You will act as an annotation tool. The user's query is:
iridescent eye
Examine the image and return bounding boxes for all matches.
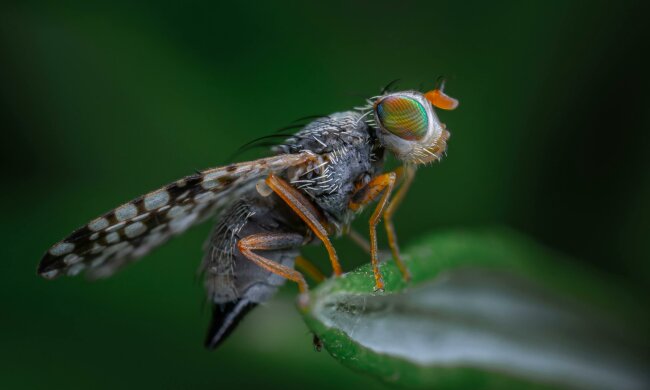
[375,96,429,140]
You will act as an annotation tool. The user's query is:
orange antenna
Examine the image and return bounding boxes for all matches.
[424,79,459,110]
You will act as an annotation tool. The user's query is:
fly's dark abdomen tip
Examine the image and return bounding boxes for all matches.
[204,299,258,350]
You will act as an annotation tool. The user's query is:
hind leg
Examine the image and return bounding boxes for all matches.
[237,232,311,307]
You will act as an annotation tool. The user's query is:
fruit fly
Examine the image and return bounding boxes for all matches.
[38,82,458,349]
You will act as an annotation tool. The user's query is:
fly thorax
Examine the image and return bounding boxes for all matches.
[276,111,382,225]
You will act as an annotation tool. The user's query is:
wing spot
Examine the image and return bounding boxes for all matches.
[202,179,219,190]
[90,232,100,240]
[169,213,198,233]
[167,205,190,219]
[115,203,138,221]
[89,217,109,232]
[204,171,226,182]
[67,263,85,276]
[105,242,129,256]
[106,231,120,244]
[91,257,106,268]
[132,233,165,257]
[91,243,105,254]
[41,269,59,279]
[144,190,170,210]
[116,244,134,258]
[125,222,147,238]
[49,242,75,256]
[202,171,228,189]
[63,253,83,265]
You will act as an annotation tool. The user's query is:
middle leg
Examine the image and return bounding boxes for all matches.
[351,167,415,281]
[294,255,326,283]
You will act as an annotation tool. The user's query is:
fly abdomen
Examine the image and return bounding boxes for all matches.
[202,194,306,349]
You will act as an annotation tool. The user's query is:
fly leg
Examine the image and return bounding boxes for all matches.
[347,228,391,262]
[295,255,326,283]
[237,232,311,308]
[349,172,397,291]
[349,167,415,289]
[347,228,371,254]
[383,165,416,282]
[265,174,343,277]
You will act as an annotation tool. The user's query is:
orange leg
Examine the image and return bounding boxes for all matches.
[266,174,343,276]
[237,232,310,308]
[347,228,371,254]
[383,165,416,282]
[347,228,393,262]
[349,172,397,291]
[295,255,326,283]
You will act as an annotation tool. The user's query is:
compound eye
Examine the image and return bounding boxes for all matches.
[375,96,429,140]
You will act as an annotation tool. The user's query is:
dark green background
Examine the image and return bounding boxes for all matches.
[1,1,648,389]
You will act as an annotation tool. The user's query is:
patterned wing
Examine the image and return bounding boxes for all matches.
[38,152,314,280]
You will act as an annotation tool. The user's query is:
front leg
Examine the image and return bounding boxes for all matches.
[349,172,397,291]
[383,165,416,281]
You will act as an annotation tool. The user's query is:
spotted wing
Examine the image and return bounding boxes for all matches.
[38,152,314,280]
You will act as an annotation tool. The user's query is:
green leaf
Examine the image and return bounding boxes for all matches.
[301,228,649,389]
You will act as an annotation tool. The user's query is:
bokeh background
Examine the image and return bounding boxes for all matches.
[1,1,648,389]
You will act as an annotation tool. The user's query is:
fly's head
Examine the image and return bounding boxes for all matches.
[369,85,458,165]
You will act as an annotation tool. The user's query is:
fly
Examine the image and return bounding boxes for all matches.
[37,81,459,349]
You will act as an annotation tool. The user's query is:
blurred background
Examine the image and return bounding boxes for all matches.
[1,1,648,389]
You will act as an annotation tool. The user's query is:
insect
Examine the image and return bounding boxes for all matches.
[38,81,458,349]
[313,333,323,352]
